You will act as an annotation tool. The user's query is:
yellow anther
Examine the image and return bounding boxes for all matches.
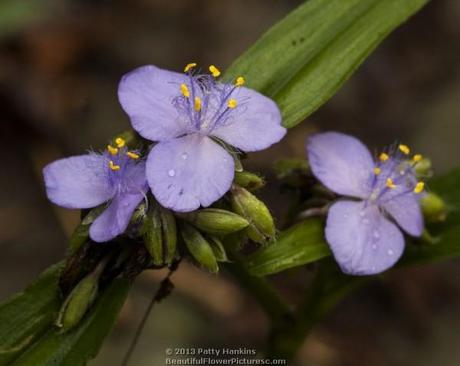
[379,153,389,162]
[227,98,237,109]
[414,181,425,194]
[184,63,197,73]
[413,154,422,163]
[126,151,140,159]
[109,160,120,171]
[115,137,125,148]
[209,65,221,78]
[386,178,396,189]
[235,76,245,87]
[180,83,190,98]
[373,167,381,175]
[107,145,118,155]
[399,144,410,155]
[194,97,202,111]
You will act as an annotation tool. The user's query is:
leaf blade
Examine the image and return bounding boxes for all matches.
[11,279,131,366]
[0,263,63,365]
[224,0,428,128]
[243,219,330,276]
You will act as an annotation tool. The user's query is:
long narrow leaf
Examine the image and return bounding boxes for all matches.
[0,263,62,365]
[11,279,131,366]
[225,0,428,128]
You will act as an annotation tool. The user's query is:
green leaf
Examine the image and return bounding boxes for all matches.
[11,279,131,366]
[0,263,63,365]
[224,0,428,128]
[243,219,330,276]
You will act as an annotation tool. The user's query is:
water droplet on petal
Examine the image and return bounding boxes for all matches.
[373,230,380,239]
[181,153,188,160]
[362,218,370,225]
[360,210,366,217]
[168,169,176,177]
[372,244,378,250]
[387,249,394,256]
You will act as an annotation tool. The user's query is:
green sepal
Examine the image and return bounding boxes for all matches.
[180,222,219,273]
[56,273,99,332]
[234,171,265,191]
[230,185,276,244]
[142,204,164,266]
[180,208,249,236]
[159,206,178,265]
[207,236,229,262]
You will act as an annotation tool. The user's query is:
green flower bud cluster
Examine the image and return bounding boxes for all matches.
[56,166,278,330]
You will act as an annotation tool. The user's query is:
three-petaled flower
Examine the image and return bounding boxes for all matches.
[307,132,425,275]
[118,63,286,212]
[43,137,147,242]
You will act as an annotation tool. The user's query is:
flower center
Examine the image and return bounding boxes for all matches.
[368,144,425,204]
[173,62,246,133]
[105,137,142,193]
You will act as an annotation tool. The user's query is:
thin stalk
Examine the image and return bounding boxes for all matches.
[121,263,178,366]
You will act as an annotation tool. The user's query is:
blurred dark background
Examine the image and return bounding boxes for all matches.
[1,1,459,365]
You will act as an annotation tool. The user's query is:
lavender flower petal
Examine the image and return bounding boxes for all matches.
[89,192,145,242]
[325,200,405,275]
[381,194,424,236]
[43,154,113,209]
[118,65,191,141]
[146,134,234,212]
[307,132,374,198]
[211,87,286,152]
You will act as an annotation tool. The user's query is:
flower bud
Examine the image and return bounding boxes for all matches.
[180,222,219,273]
[159,206,177,265]
[142,205,164,266]
[180,208,249,236]
[207,236,229,262]
[56,272,99,332]
[414,157,432,178]
[130,201,147,225]
[234,171,265,191]
[230,185,276,244]
[420,192,447,223]
[274,158,310,179]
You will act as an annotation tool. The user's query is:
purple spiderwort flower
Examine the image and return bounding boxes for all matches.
[306,132,425,275]
[118,63,286,212]
[43,138,148,242]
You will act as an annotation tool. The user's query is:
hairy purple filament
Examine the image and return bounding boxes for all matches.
[173,70,246,134]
